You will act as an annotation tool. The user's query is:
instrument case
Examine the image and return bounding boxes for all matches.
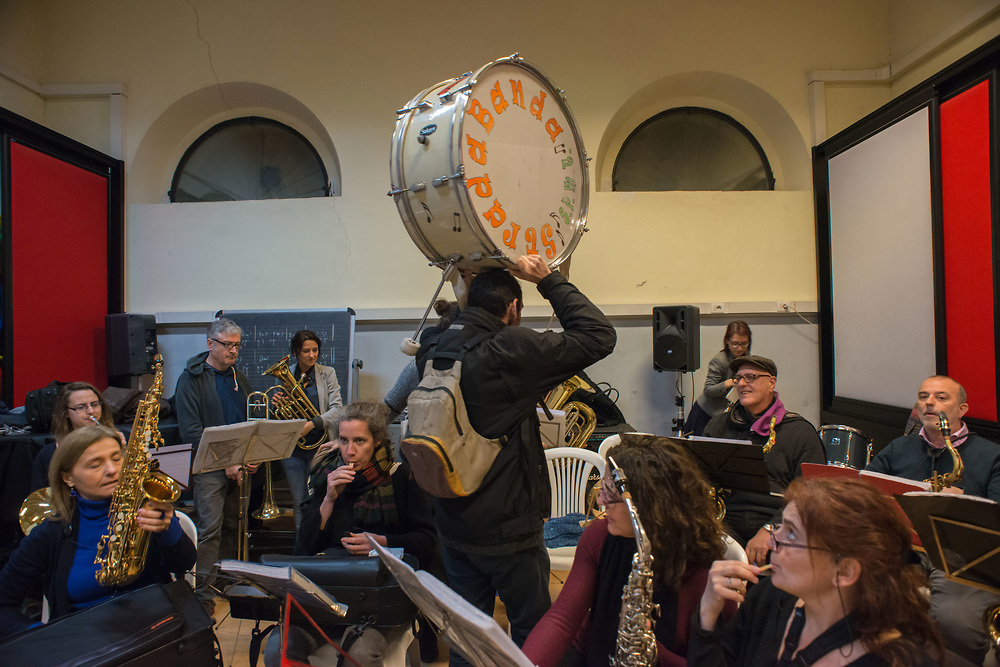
[0,579,217,666]
[257,551,418,628]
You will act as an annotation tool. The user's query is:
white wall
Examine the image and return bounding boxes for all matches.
[0,0,997,417]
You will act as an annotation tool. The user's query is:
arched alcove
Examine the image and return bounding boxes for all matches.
[595,72,810,191]
[129,82,341,203]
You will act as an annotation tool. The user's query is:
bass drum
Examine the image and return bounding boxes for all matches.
[818,425,873,470]
[390,54,589,270]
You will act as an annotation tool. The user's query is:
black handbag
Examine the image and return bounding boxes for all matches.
[24,381,69,432]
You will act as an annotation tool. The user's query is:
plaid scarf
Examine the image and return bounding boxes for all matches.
[308,440,399,528]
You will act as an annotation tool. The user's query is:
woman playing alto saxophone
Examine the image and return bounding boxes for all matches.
[0,425,195,639]
[523,436,736,666]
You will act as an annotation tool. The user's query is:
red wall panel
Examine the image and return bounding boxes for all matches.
[939,80,995,420]
[10,142,108,403]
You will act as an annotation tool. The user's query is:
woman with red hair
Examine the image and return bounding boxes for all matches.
[690,477,942,666]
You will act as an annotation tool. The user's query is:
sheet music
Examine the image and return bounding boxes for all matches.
[369,539,535,667]
[192,419,304,474]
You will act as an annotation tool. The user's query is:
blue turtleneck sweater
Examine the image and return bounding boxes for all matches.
[67,496,183,610]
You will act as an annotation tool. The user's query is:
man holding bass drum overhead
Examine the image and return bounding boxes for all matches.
[271,329,343,528]
[416,255,616,663]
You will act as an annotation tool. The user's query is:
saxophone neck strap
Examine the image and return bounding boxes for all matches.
[776,606,856,667]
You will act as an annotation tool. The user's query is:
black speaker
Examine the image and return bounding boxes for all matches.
[106,313,158,376]
[652,306,700,372]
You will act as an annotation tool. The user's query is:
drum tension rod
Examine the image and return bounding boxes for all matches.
[396,101,433,115]
[433,168,464,187]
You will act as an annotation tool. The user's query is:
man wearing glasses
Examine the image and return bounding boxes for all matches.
[867,375,1000,666]
[702,355,825,567]
[175,317,254,616]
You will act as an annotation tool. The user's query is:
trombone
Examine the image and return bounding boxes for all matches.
[237,392,291,561]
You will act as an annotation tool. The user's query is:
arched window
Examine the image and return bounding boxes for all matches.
[170,116,330,202]
[613,108,774,191]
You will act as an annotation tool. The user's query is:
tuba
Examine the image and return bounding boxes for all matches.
[19,487,53,535]
[926,411,964,492]
[262,355,327,449]
[607,456,659,667]
[95,355,181,586]
[546,375,598,448]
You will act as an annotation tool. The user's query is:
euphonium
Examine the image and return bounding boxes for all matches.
[546,375,598,448]
[926,411,964,492]
[608,456,659,667]
[95,355,181,586]
[263,355,327,449]
[19,487,53,535]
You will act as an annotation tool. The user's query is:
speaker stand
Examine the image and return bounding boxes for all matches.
[672,381,686,436]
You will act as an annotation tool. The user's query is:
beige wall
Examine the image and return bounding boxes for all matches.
[1,0,998,429]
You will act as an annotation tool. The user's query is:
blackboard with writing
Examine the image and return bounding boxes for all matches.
[219,309,355,401]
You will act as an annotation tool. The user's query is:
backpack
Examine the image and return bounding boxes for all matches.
[402,333,502,498]
[24,380,69,432]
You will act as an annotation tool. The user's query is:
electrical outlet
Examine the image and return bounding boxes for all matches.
[711,302,726,313]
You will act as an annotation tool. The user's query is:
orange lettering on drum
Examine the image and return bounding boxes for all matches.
[484,199,507,228]
[467,99,494,133]
[490,81,509,114]
[509,79,525,109]
[524,228,539,255]
[503,222,521,250]
[530,90,546,121]
[541,224,556,259]
[545,118,564,143]
[466,135,488,166]
[467,174,492,198]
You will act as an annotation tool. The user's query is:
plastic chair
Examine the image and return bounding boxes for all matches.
[176,511,198,586]
[544,447,605,570]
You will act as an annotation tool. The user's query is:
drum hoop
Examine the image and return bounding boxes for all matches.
[818,424,871,441]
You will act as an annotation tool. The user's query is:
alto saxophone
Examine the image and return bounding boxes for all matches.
[926,411,964,493]
[95,355,181,586]
[608,456,659,667]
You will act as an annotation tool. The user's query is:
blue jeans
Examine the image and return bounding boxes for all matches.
[440,544,550,666]
[281,455,309,530]
[192,469,242,607]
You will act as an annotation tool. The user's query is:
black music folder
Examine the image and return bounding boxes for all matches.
[896,492,1000,594]
[625,433,770,495]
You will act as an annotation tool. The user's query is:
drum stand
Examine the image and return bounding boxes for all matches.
[400,258,459,356]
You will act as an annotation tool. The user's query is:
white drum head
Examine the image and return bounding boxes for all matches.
[390,55,589,270]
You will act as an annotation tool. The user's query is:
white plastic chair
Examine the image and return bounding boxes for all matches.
[544,447,605,570]
[176,511,198,586]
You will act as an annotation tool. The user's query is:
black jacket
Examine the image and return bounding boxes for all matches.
[416,271,616,554]
[174,351,251,451]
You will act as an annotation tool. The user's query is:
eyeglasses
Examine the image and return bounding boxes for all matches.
[597,480,623,506]
[767,523,834,554]
[733,372,771,384]
[211,338,242,351]
[68,401,102,413]
[728,341,750,349]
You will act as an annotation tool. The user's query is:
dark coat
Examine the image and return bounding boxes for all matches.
[416,271,616,554]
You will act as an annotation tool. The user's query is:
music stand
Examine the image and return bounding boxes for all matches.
[192,419,303,560]
[896,492,1000,595]
[367,538,534,667]
[633,433,770,496]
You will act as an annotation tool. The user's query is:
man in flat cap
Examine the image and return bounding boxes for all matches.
[702,354,825,566]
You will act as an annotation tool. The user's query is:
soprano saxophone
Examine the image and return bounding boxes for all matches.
[608,456,659,667]
[95,355,181,586]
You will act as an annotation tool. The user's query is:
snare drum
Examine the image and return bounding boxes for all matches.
[389,54,589,270]
[818,425,873,469]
